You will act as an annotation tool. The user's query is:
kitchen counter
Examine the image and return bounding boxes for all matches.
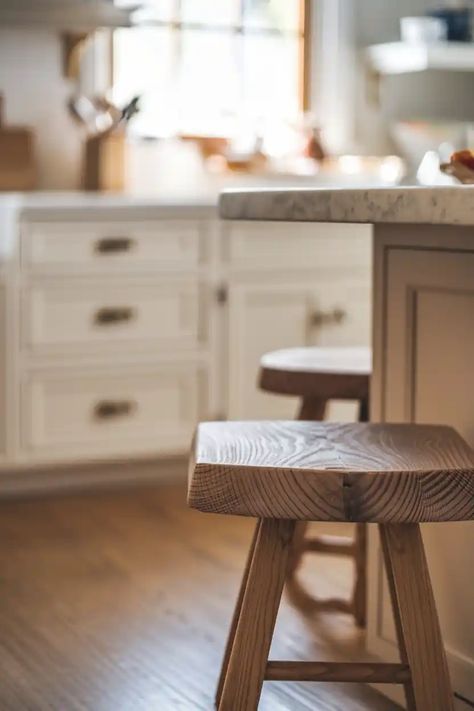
[0,192,217,225]
[219,183,474,710]
[220,185,474,226]
[0,191,217,209]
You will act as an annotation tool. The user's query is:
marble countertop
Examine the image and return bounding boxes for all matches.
[219,185,474,226]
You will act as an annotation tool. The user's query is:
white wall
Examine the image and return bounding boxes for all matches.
[360,0,474,122]
[348,0,474,153]
[2,7,474,187]
[0,28,82,189]
[354,0,435,46]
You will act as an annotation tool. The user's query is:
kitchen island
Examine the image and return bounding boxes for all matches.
[220,185,474,710]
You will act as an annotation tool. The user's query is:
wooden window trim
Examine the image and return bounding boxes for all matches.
[300,0,312,111]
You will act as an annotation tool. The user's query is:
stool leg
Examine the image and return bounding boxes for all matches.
[358,396,369,423]
[297,396,327,421]
[219,518,296,711]
[353,395,369,626]
[379,524,454,711]
[215,520,261,708]
[379,524,417,711]
[351,522,367,628]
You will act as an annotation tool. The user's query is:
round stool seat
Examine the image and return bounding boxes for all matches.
[259,346,371,401]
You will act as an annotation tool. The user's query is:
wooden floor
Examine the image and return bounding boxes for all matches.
[0,480,403,711]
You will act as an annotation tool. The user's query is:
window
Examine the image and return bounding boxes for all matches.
[113,0,308,138]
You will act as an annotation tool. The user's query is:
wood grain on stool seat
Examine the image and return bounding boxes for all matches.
[259,346,371,400]
[188,421,474,522]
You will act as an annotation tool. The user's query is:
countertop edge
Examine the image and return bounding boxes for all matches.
[218,186,474,226]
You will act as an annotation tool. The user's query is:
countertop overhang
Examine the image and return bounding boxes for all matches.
[219,185,474,226]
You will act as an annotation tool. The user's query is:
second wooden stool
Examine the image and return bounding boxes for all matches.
[259,345,371,626]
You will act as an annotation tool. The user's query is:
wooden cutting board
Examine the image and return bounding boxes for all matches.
[0,126,37,191]
[0,94,37,191]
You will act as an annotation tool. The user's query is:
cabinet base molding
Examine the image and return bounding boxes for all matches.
[0,456,187,498]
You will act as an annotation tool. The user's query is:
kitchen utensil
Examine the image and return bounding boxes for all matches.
[83,132,126,191]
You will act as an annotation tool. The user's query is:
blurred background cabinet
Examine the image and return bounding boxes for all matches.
[225,221,372,419]
[0,201,372,490]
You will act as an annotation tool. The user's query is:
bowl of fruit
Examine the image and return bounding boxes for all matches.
[440,150,474,184]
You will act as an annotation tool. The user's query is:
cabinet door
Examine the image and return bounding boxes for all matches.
[227,277,370,419]
[369,247,474,707]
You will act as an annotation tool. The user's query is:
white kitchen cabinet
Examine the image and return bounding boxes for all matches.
[227,280,316,420]
[0,202,371,486]
[226,275,371,420]
[224,220,371,420]
[0,207,216,470]
[368,227,474,708]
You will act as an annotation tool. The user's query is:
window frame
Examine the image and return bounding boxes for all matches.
[111,0,311,132]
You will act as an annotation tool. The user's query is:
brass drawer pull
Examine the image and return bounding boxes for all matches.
[95,237,134,254]
[94,307,136,325]
[310,307,347,328]
[94,400,136,419]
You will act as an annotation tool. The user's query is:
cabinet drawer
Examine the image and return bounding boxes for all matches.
[21,366,205,457]
[22,282,200,353]
[21,220,203,271]
[226,221,372,271]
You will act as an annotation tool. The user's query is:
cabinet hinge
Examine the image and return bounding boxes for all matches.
[216,284,228,305]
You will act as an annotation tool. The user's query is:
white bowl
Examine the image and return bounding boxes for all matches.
[400,16,447,44]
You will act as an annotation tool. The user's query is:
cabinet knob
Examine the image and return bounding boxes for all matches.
[310,307,347,328]
[94,307,136,325]
[95,237,134,254]
[94,400,136,419]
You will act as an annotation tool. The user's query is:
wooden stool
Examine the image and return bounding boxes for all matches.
[259,346,371,627]
[189,420,474,711]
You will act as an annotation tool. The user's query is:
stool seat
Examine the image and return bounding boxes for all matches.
[189,421,474,523]
[190,419,473,710]
[259,346,371,400]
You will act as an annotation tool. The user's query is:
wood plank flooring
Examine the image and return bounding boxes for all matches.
[0,480,402,710]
